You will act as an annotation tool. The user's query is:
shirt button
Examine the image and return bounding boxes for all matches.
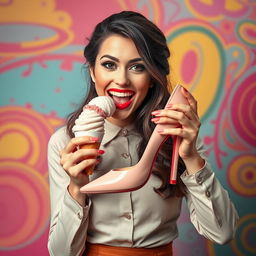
[205,190,211,198]
[121,129,128,136]
[77,212,83,220]
[121,153,130,159]
[123,213,132,220]
[196,176,203,185]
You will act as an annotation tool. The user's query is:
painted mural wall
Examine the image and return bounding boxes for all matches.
[0,0,255,255]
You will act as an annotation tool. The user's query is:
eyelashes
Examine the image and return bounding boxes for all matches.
[130,64,146,72]
[101,61,146,72]
[101,61,115,70]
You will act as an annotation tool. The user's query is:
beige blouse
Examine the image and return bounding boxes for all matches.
[47,120,238,256]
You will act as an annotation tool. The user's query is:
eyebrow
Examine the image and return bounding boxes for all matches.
[100,54,143,64]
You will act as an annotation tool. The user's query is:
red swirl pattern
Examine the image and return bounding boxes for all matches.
[229,73,256,148]
[0,161,50,248]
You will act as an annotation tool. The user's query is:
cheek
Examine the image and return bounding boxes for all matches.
[94,73,110,94]
[136,76,151,93]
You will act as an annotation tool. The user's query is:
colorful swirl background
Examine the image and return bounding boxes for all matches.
[0,0,255,255]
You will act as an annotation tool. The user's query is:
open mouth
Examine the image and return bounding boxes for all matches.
[107,88,135,110]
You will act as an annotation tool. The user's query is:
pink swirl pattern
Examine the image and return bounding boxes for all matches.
[185,0,249,19]
[229,73,256,148]
[0,0,255,255]
[0,106,54,174]
[237,20,256,47]
[0,23,72,56]
[0,161,49,249]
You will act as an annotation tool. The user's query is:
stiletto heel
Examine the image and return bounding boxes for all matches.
[170,136,181,184]
[80,84,188,194]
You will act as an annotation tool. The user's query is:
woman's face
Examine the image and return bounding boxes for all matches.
[90,34,151,127]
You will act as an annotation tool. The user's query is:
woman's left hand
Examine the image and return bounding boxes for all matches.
[151,87,204,172]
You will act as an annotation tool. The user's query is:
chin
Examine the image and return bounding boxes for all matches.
[109,112,134,126]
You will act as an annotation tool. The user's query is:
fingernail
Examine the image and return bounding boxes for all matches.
[166,104,173,109]
[151,117,160,123]
[90,137,99,142]
[152,110,161,116]
[98,149,105,155]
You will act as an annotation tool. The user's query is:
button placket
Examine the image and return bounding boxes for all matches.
[118,130,131,161]
[118,193,133,245]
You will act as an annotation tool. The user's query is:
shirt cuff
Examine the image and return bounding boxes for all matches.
[64,187,91,221]
[180,160,213,187]
[180,161,217,216]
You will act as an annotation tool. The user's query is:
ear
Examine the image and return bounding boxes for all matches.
[89,66,95,83]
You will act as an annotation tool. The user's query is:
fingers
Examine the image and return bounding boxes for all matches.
[168,104,200,130]
[152,88,201,160]
[166,104,196,121]
[60,135,105,180]
[61,148,102,171]
[151,100,201,141]
[152,105,200,127]
[67,158,99,178]
[182,87,198,114]
[61,136,99,155]
[157,125,199,141]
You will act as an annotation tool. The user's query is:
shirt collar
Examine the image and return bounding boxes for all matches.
[101,120,138,146]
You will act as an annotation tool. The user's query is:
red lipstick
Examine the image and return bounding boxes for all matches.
[107,88,135,110]
[115,99,133,109]
[108,88,134,93]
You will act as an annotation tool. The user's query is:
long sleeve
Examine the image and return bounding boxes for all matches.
[181,139,239,244]
[47,127,90,256]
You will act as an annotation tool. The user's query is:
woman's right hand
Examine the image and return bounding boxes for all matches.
[60,136,102,204]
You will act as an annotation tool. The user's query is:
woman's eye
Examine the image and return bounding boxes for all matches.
[130,64,145,72]
[102,62,115,70]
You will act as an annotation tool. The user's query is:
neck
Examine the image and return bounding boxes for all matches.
[106,116,134,128]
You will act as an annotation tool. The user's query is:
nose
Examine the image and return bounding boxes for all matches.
[114,68,129,87]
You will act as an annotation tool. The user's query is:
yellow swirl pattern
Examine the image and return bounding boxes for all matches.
[0,106,64,249]
[228,155,256,196]
[231,214,256,255]
[166,22,225,119]
[0,106,54,173]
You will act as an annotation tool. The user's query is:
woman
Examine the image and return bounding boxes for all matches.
[48,11,238,256]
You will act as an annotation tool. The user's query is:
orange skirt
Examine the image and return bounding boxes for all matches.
[84,242,173,256]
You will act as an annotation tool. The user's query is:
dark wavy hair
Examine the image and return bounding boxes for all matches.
[67,11,186,197]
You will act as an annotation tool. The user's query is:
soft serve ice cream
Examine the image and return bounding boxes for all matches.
[72,96,116,174]
[73,96,116,140]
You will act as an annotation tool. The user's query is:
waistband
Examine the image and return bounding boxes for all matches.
[84,241,173,256]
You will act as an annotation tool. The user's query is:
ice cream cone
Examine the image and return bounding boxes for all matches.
[80,142,101,175]
[72,96,116,175]
[75,130,103,176]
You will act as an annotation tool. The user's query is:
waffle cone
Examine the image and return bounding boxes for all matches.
[80,142,100,175]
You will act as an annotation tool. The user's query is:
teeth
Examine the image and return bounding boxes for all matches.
[108,91,134,97]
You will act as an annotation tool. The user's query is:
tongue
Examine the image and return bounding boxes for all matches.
[112,96,130,105]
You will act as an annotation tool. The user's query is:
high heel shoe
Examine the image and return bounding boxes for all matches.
[80,84,188,194]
